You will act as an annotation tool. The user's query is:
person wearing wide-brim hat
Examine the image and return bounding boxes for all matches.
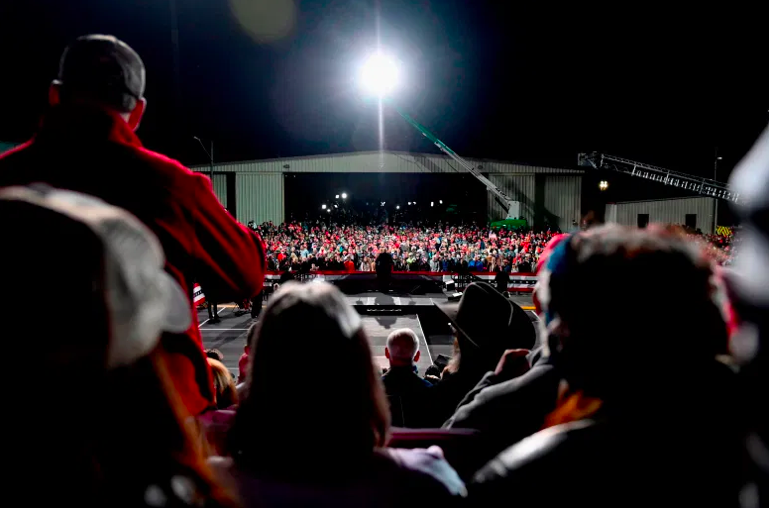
[428,282,536,425]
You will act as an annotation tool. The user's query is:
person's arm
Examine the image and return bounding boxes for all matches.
[190,173,266,301]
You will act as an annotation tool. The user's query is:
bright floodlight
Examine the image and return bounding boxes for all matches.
[341,193,348,199]
[321,204,327,210]
[335,194,340,199]
[359,53,400,96]
[396,205,400,210]
[599,180,609,191]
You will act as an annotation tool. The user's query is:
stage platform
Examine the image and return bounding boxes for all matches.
[199,291,536,378]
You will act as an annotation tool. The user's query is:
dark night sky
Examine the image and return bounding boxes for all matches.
[1,0,767,182]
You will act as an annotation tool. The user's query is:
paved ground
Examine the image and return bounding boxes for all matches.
[199,292,536,377]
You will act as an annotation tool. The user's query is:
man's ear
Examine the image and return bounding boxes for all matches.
[385,347,391,360]
[48,81,62,106]
[414,350,420,363]
[127,97,147,131]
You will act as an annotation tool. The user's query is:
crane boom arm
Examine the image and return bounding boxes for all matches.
[389,101,519,216]
[578,152,739,203]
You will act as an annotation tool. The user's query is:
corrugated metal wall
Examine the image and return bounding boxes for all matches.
[609,197,715,233]
[192,150,583,175]
[236,173,284,225]
[487,174,536,223]
[543,176,582,231]
[212,174,227,208]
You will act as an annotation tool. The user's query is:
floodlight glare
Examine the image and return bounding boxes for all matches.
[396,205,400,210]
[321,204,327,210]
[341,193,348,199]
[359,53,400,96]
[335,194,340,199]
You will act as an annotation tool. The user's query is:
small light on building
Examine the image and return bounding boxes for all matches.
[321,204,327,210]
[431,201,434,207]
[599,180,609,191]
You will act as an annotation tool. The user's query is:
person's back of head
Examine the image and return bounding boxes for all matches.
[231,281,390,479]
[207,358,238,409]
[0,186,233,506]
[385,328,420,368]
[49,34,147,130]
[539,224,729,406]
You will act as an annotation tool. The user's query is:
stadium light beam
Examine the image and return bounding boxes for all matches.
[359,52,400,97]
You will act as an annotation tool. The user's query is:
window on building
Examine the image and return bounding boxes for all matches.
[685,214,697,229]
[637,214,649,228]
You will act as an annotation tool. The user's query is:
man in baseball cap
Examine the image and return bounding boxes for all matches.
[0,35,266,415]
[53,34,147,129]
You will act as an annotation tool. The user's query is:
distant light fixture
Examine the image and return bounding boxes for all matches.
[396,205,400,210]
[431,202,434,207]
[413,201,416,205]
[334,204,338,208]
[717,156,723,161]
[335,194,340,199]
[381,201,386,206]
[327,208,331,213]
[408,201,412,206]
[341,193,348,199]
[321,204,327,210]
[439,200,443,204]
[599,180,609,191]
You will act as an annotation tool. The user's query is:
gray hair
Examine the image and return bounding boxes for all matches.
[386,328,419,363]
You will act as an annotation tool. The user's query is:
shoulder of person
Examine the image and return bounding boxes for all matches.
[382,447,467,497]
[474,419,597,485]
[134,147,205,184]
[142,472,224,508]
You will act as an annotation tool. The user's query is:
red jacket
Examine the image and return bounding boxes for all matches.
[0,105,266,415]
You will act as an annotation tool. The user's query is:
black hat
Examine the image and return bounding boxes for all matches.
[436,281,536,355]
[57,34,145,112]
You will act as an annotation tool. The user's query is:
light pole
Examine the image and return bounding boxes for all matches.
[713,147,722,234]
[194,136,214,183]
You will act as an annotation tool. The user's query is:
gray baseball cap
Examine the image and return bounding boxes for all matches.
[0,185,189,369]
[56,34,146,112]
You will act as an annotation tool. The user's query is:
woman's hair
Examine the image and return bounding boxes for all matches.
[229,282,390,479]
[208,358,238,409]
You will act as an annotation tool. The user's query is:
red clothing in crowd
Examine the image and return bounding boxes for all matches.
[0,105,266,415]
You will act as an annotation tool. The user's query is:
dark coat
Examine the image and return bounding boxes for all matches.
[382,366,434,428]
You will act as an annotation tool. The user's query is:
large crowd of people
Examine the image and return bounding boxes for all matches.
[1,34,766,508]
[252,221,737,273]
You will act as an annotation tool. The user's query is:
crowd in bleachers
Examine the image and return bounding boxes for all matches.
[1,34,767,508]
